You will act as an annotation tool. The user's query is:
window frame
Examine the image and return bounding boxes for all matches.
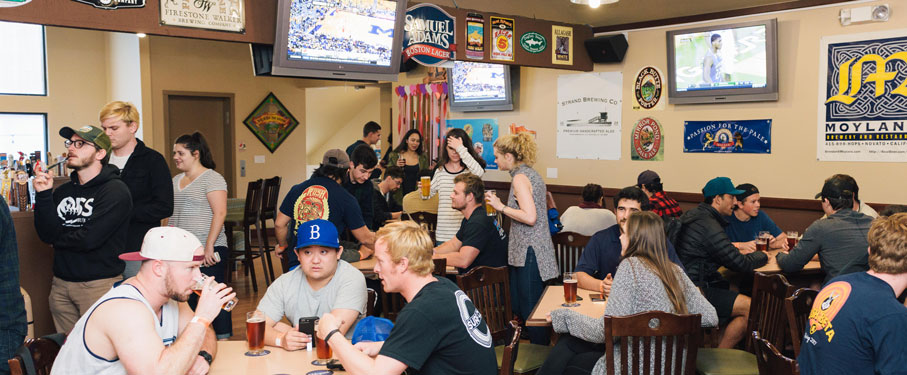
[0,23,48,97]
[0,112,49,162]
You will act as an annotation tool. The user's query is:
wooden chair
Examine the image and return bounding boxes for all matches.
[366,288,377,317]
[225,179,268,292]
[407,211,438,242]
[499,320,521,375]
[603,311,702,375]
[752,331,799,375]
[380,258,447,322]
[8,333,65,375]
[457,266,551,375]
[552,231,590,277]
[784,288,818,357]
[258,176,282,277]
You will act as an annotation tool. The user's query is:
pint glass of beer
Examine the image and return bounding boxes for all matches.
[420,176,431,200]
[192,274,238,312]
[314,319,332,364]
[786,231,799,249]
[755,231,771,252]
[245,311,267,356]
[562,272,579,307]
[485,190,497,217]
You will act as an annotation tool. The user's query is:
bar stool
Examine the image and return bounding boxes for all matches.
[225,179,268,292]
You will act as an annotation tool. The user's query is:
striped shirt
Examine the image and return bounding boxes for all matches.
[170,169,227,247]
[430,146,485,243]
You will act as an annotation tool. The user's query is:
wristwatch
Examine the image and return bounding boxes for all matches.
[198,350,213,365]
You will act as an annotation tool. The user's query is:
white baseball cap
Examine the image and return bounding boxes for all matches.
[119,226,205,262]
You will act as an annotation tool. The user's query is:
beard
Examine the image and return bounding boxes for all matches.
[164,271,191,302]
[65,152,96,171]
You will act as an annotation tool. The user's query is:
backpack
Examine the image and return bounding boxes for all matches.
[664,216,683,246]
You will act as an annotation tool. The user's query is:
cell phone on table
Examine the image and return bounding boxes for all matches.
[590,293,606,302]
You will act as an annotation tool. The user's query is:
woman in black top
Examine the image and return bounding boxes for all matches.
[386,129,430,205]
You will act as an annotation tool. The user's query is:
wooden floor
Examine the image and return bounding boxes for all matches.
[225,251,286,341]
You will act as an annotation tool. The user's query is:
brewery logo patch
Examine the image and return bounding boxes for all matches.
[632,117,663,161]
[0,0,32,7]
[403,3,456,66]
[465,12,484,60]
[72,0,144,10]
[520,31,547,54]
[490,16,514,61]
[633,66,664,110]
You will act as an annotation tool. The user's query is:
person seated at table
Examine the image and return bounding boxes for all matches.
[537,212,717,375]
[372,166,404,228]
[52,227,235,375]
[724,183,788,253]
[256,219,366,351]
[432,173,507,274]
[575,186,684,297]
[275,149,375,269]
[675,177,767,349]
[820,174,878,219]
[798,213,907,375]
[344,145,381,231]
[637,170,683,219]
[777,175,874,282]
[316,221,498,375]
[559,183,617,236]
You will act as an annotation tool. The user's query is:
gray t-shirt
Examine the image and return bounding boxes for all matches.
[256,260,367,338]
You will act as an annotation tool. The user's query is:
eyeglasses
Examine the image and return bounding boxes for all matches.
[64,140,97,149]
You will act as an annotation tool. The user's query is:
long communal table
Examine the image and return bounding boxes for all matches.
[210,340,343,374]
[527,286,607,327]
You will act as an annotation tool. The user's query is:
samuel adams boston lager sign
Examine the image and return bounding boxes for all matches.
[403,3,456,66]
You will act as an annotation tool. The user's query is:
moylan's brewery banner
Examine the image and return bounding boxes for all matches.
[818,29,907,162]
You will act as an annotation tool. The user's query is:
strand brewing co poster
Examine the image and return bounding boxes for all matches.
[683,119,771,154]
[556,72,622,160]
[445,119,499,170]
[817,29,907,162]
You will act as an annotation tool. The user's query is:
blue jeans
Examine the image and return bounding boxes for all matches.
[188,245,232,339]
[510,247,550,345]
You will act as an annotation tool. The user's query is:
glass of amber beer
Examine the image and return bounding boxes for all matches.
[755,231,771,252]
[786,231,799,249]
[191,274,237,312]
[245,311,267,356]
[314,319,332,365]
[420,176,431,200]
[485,190,497,217]
[562,272,579,307]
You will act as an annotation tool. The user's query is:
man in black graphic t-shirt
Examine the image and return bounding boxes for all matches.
[433,173,507,274]
[317,221,497,375]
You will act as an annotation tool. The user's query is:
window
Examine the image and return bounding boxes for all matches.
[0,21,46,96]
[0,113,48,161]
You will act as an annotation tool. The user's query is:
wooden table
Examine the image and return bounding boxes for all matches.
[527,285,607,327]
[210,340,343,374]
[754,250,823,274]
[350,258,458,275]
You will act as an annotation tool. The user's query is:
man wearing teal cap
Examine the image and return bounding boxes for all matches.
[675,176,768,349]
[33,125,133,334]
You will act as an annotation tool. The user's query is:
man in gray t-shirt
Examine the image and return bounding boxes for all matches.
[256,219,366,351]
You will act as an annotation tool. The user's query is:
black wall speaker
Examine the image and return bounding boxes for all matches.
[584,34,628,63]
[251,43,273,76]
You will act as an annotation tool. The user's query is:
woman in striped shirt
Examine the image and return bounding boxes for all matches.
[169,132,231,339]
[429,128,485,243]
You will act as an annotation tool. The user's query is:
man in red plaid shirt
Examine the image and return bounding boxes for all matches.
[637,170,683,218]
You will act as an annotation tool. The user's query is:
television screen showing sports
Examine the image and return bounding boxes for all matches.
[286,0,397,67]
[451,61,508,103]
[671,24,767,92]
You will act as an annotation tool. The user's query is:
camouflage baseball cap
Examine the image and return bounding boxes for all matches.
[60,125,112,153]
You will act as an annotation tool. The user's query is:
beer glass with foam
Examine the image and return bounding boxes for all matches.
[245,311,267,356]
[562,272,579,307]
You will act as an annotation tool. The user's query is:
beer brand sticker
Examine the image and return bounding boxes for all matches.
[632,66,664,110]
[403,3,457,66]
[520,31,547,54]
[631,117,664,161]
[490,16,514,61]
[71,0,144,10]
[0,0,32,7]
[552,25,573,65]
[465,13,485,60]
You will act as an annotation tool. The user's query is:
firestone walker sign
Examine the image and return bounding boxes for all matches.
[72,0,144,10]
[403,3,456,66]
[160,0,245,33]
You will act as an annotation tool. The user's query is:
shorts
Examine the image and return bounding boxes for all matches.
[701,286,739,326]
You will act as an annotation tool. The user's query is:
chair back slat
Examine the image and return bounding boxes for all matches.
[785,288,818,357]
[552,231,590,276]
[753,331,799,375]
[746,272,794,352]
[244,179,264,224]
[457,266,512,343]
[366,288,377,317]
[432,258,447,277]
[408,212,438,242]
[499,320,521,375]
[604,311,701,375]
[261,176,282,220]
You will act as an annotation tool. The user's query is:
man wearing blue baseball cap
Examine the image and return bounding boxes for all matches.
[254,219,366,351]
[675,177,768,349]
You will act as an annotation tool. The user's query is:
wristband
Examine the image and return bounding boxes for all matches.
[198,350,213,365]
[275,332,286,347]
[324,328,342,343]
[190,316,211,327]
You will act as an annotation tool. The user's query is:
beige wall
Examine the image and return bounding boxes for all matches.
[305,85,382,162]
[392,1,906,205]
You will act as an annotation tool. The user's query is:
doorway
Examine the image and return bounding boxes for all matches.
[163,92,236,197]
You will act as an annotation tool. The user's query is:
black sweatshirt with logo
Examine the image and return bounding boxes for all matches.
[34,165,133,282]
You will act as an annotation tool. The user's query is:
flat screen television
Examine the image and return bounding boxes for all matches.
[272,0,407,82]
[666,18,778,104]
[448,61,515,112]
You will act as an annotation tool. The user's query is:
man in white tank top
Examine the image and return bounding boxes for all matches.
[52,227,236,375]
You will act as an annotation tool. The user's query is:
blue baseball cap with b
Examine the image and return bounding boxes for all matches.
[702,177,745,198]
[295,219,340,249]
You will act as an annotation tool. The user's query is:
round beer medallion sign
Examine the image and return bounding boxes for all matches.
[632,117,663,160]
[634,66,663,109]
[520,31,547,53]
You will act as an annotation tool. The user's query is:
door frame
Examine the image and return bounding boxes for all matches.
[162,91,236,197]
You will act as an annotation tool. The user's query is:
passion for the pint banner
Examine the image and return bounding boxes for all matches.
[683,119,771,154]
[556,72,622,160]
[817,29,907,162]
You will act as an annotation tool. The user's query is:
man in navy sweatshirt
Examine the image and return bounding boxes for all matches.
[33,125,133,334]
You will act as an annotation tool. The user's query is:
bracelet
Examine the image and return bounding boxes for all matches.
[275,332,285,347]
[324,328,342,343]
[190,316,211,327]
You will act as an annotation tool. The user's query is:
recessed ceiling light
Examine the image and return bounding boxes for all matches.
[570,0,618,8]
[136,33,146,38]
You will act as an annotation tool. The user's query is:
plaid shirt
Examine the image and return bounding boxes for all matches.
[1,196,27,373]
[650,191,683,218]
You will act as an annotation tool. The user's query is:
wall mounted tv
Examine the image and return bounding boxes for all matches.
[448,61,515,112]
[666,18,778,104]
[272,0,407,82]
